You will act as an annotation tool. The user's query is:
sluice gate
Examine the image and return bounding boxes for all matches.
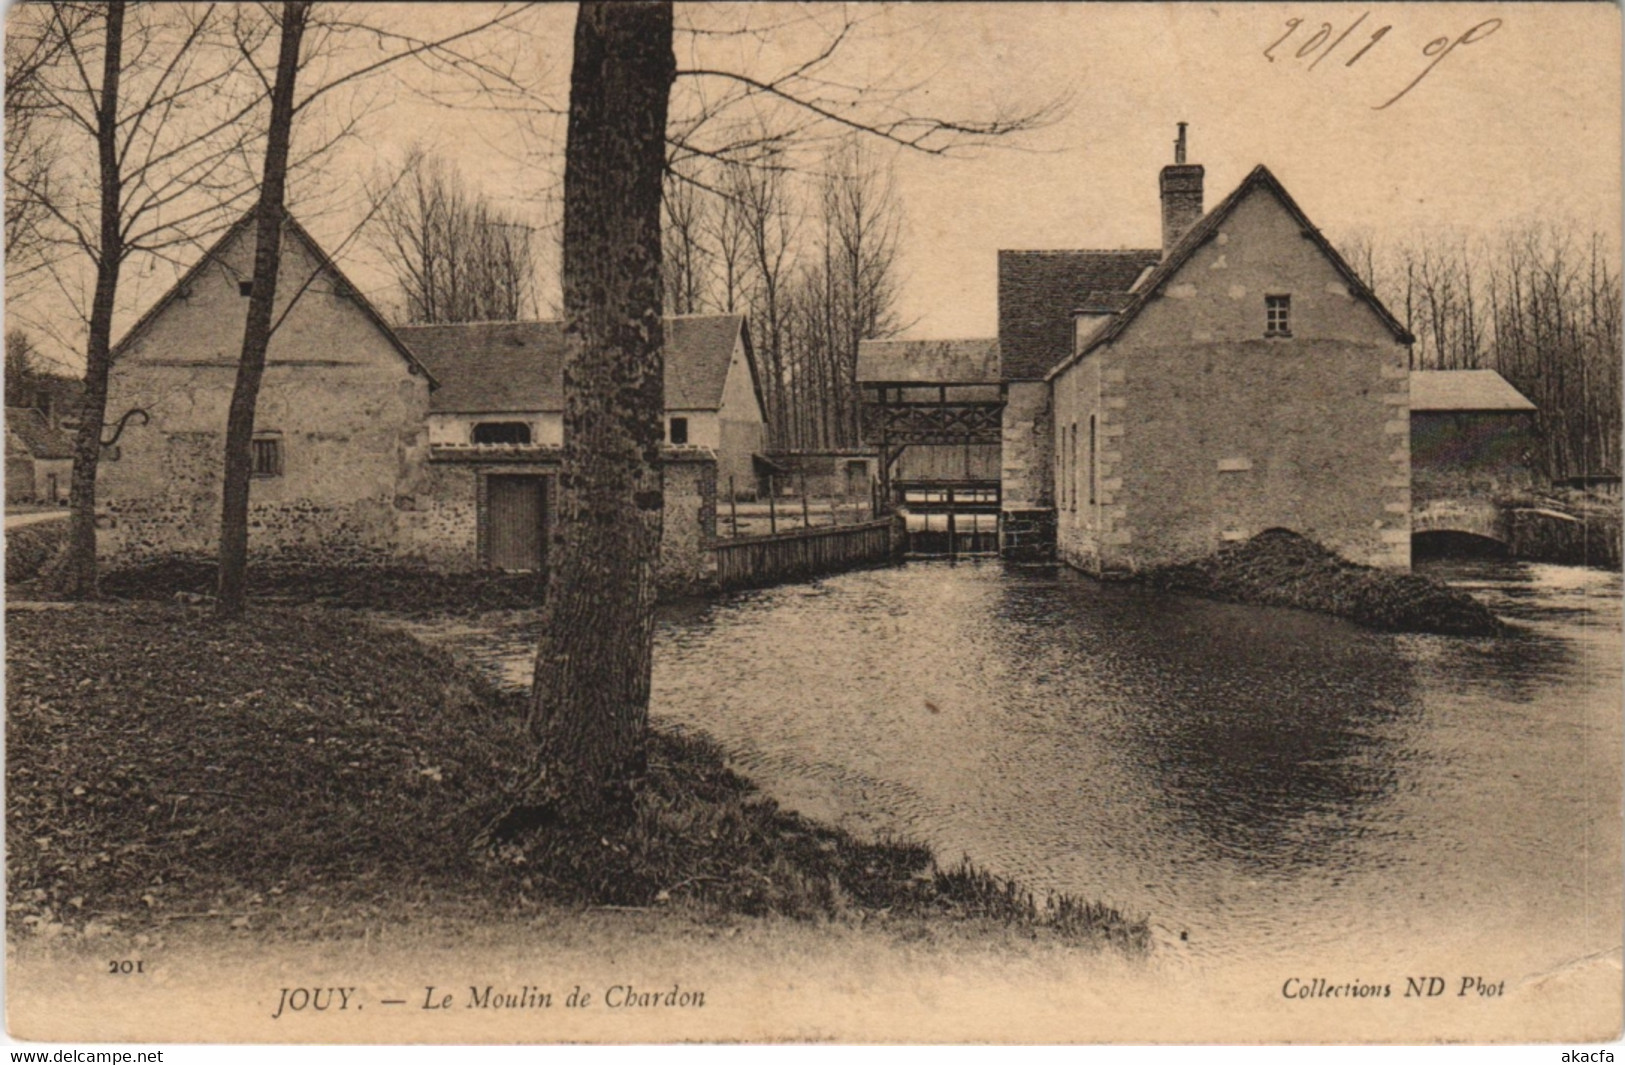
[898,481,1000,557]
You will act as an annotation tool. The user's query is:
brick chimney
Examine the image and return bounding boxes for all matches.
[1159,122,1204,257]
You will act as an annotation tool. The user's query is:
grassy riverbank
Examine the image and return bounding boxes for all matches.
[5,601,1148,952]
[101,558,548,615]
[1,520,546,614]
[1140,529,1505,635]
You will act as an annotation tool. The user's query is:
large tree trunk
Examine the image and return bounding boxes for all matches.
[48,1,125,599]
[216,1,309,618]
[509,1,673,828]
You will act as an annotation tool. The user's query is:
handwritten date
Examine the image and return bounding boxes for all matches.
[1265,12,1503,110]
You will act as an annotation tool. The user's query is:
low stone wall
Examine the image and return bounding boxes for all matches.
[1000,507,1056,562]
[763,450,879,500]
[99,442,722,594]
[104,494,415,567]
[1508,505,1623,570]
[657,449,719,595]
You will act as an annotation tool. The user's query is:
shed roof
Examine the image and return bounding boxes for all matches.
[856,337,1000,384]
[400,314,750,415]
[997,249,1161,380]
[1409,370,1536,412]
[6,407,75,459]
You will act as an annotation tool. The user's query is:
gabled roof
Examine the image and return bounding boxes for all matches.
[399,314,753,415]
[1410,369,1536,412]
[6,407,75,459]
[110,209,436,387]
[1056,165,1414,376]
[998,249,1161,380]
[856,337,1000,384]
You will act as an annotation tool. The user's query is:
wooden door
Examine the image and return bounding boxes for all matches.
[487,475,546,571]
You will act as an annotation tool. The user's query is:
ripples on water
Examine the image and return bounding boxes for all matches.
[423,558,1622,973]
[650,559,1619,971]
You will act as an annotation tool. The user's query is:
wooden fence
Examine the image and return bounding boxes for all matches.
[712,519,896,591]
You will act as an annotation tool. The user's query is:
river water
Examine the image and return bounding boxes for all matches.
[414,558,1621,979]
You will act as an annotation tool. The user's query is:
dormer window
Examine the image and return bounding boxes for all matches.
[669,417,689,445]
[239,280,254,297]
[1265,294,1292,337]
[472,421,531,445]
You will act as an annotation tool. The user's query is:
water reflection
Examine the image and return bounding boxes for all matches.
[961,570,1418,871]
[404,555,1621,969]
[645,558,1618,966]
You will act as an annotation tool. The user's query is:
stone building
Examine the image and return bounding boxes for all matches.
[400,314,766,498]
[4,407,74,504]
[1048,151,1415,573]
[1409,369,1538,509]
[100,212,443,565]
[97,211,720,591]
[859,126,1417,570]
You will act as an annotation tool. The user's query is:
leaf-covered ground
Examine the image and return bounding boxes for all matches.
[6,602,1148,952]
[6,602,528,936]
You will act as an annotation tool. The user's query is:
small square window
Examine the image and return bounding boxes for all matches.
[669,416,689,445]
[251,436,282,478]
[238,280,254,297]
[1265,295,1292,337]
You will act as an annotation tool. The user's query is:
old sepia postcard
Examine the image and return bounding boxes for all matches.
[4,0,1621,1050]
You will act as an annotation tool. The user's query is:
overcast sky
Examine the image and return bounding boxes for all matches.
[872,2,1623,338]
[13,2,1622,364]
[303,0,1625,340]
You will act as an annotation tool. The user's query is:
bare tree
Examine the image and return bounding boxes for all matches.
[213,4,541,612]
[660,165,710,316]
[4,4,83,292]
[818,136,903,444]
[5,329,46,407]
[667,136,904,450]
[728,153,797,447]
[216,0,310,618]
[371,149,539,324]
[1351,222,1622,482]
[17,2,268,597]
[10,0,544,597]
[704,165,752,318]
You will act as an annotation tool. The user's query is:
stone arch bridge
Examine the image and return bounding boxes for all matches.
[1412,497,1512,547]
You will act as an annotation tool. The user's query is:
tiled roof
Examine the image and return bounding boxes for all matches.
[401,321,564,413]
[401,314,749,415]
[1060,165,1414,373]
[6,407,75,459]
[997,249,1161,380]
[1410,370,1536,412]
[856,337,1000,384]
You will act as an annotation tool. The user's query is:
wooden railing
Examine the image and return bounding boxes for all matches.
[711,518,896,591]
